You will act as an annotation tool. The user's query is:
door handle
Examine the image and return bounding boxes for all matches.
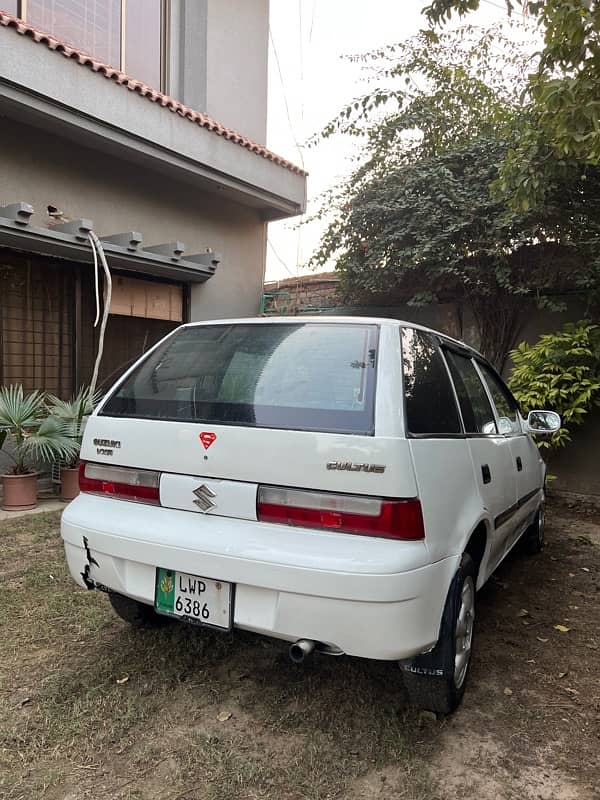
[481,464,492,484]
[516,456,523,472]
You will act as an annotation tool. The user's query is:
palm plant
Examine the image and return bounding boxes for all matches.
[46,386,100,468]
[0,385,79,475]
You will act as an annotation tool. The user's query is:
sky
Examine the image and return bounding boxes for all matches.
[265,0,529,282]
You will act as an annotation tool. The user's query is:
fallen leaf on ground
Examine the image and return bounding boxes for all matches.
[536,637,549,643]
[581,567,590,573]
[558,671,568,679]
[564,687,579,696]
[503,687,513,696]
[116,676,129,685]
[554,625,571,633]
[217,711,232,722]
[517,609,530,617]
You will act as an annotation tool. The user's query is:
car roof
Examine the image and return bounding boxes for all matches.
[182,315,485,360]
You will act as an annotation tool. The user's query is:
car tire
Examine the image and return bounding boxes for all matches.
[108,591,168,629]
[400,553,476,714]
[521,498,545,555]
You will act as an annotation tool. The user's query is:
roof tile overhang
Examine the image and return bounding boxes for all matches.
[0,9,307,220]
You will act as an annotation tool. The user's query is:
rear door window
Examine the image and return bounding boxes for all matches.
[445,351,498,435]
[401,328,461,435]
[101,323,379,435]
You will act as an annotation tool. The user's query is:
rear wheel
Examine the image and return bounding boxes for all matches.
[108,592,168,629]
[401,553,476,714]
[521,497,545,555]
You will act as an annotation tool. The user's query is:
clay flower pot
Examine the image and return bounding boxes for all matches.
[60,466,80,502]
[1,472,38,511]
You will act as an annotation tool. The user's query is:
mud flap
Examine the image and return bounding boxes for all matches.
[399,563,462,679]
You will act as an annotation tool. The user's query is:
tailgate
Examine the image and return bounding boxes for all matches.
[80,417,418,521]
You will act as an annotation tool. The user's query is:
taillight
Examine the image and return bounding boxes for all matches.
[79,461,160,505]
[257,486,424,540]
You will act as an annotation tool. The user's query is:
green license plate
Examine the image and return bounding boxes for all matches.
[155,568,233,630]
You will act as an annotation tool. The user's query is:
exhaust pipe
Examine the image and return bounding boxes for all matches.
[289,639,316,664]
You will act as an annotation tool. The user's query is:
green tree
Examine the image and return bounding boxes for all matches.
[313,27,600,367]
[424,1,600,210]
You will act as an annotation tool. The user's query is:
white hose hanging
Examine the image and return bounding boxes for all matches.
[90,231,101,327]
[88,231,112,396]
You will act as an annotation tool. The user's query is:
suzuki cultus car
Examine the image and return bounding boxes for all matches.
[61,318,560,712]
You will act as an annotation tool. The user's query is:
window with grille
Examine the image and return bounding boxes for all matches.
[0,252,75,398]
[21,0,164,90]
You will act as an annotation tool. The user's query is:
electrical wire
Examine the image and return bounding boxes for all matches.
[268,238,296,278]
[88,231,113,396]
[296,0,305,275]
[269,25,305,170]
[480,0,526,17]
[308,0,316,44]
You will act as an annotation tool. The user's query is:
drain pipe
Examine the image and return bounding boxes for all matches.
[289,639,316,664]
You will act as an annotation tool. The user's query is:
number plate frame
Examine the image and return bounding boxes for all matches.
[154,568,234,631]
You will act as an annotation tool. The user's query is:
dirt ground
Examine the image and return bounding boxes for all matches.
[0,501,598,800]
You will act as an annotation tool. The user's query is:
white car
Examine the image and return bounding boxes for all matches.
[61,317,560,713]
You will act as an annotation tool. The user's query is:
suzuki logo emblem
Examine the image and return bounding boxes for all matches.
[192,483,217,513]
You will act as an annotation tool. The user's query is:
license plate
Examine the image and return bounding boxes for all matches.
[154,568,233,630]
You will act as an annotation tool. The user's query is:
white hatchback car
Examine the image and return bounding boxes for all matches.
[61,318,560,713]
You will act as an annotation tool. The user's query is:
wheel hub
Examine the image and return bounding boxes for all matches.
[454,576,475,688]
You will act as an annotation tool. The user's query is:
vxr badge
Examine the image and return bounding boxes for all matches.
[193,483,217,513]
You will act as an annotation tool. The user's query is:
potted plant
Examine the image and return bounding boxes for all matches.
[46,386,99,501]
[0,385,78,511]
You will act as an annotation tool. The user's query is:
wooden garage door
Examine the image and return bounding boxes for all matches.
[79,271,183,392]
[0,251,74,397]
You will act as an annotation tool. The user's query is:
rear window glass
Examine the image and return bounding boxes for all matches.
[101,322,379,435]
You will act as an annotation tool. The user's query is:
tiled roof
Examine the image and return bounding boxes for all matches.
[0,8,307,176]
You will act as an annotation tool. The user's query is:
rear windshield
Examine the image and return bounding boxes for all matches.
[101,322,379,435]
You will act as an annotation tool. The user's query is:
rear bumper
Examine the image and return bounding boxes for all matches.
[61,495,460,660]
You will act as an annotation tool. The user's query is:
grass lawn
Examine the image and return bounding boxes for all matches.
[0,506,598,800]
[0,511,432,800]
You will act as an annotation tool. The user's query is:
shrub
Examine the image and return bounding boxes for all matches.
[509,321,600,456]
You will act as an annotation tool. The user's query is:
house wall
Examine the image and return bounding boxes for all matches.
[205,0,269,145]
[167,0,269,145]
[0,118,267,320]
[0,4,305,221]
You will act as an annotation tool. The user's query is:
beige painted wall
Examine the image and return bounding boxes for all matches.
[0,118,267,319]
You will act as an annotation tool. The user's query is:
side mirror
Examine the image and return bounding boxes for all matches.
[525,410,561,435]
